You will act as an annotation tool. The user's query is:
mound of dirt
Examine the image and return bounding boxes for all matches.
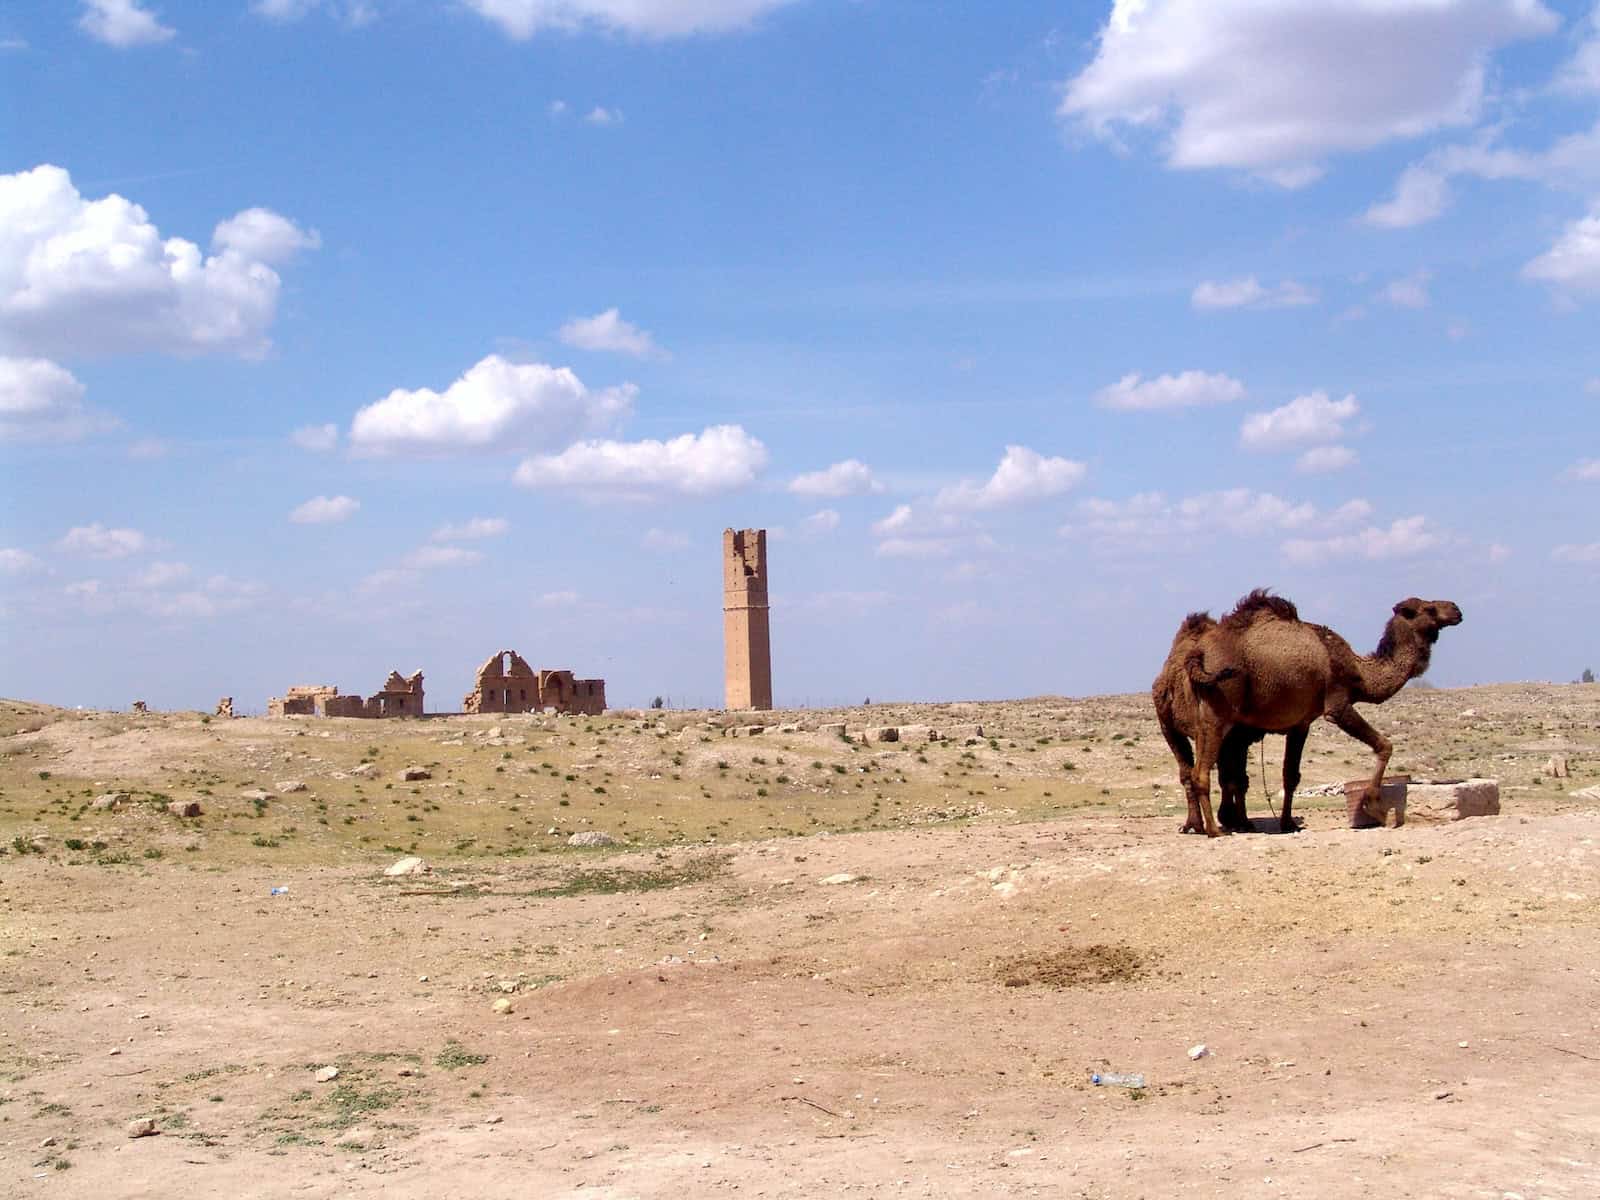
[996,943,1146,988]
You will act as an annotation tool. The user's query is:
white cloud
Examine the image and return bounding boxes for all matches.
[584,106,623,125]
[1298,444,1358,474]
[251,0,319,18]
[642,527,689,551]
[801,509,840,536]
[1240,391,1359,450]
[0,355,120,442]
[514,424,767,497]
[1059,0,1558,184]
[1587,377,1600,395]
[538,589,580,606]
[557,308,660,357]
[290,422,338,452]
[133,560,190,588]
[1556,6,1600,94]
[1283,516,1441,565]
[936,445,1086,510]
[1524,206,1600,295]
[876,537,957,560]
[349,355,633,456]
[212,208,321,262]
[1363,163,1454,228]
[1095,370,1245,410]
[0,548,40,573]
[1063,487,1366,547]
[0,165,317,359]
[548,99,568,117]
[57,523,149,558]
[432,517,509,541]
[788,459,883,498]
[1381,270,1433,309]
[79,0,175,48]
[463,0,798,40]
[1553,541,1600,563]
[289,495,360,524]
[1569,458,1600,481]
[1191,277,1317,310]
[1176,489,1317,536]
[403,545,484,569]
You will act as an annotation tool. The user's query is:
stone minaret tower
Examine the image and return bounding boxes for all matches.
[722,528,772,710]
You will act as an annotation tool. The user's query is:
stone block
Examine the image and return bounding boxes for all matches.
[1545,756,1570,779]
[743,725,766,737]
[1407,778,1500,821]
[819,722,847,736]
[1344,776,1409,828]
[868,727,899,743]
[168,800,203,818]
[400,767,431,782]
[948,723,984,741]
[92,792,130,811]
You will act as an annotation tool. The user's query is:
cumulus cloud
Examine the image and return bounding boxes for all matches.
[133,560,190,588]
[1283,516,1441,565]
[1523,206,1600,295]
[57,523,149,558]
[1569,458,1600,481]
[0,548,41,573]
[289,495,360,524]
[1380,270,1433,309]
[290,422,338,452]
[1191,277,1317,310]
[1062,488,1371,548]
[1240,391,1359,450]
[0,355,120,442]
[251,0,320,18]
[79,0,175,48]
[0,165,318,359]
[788,459,883,498]
[463,0,798,40]
[936,445,1086,510]
[513,424,768,497]
[349,355,633,456]
[1553,541,1600,563]
[800,509,841,536]
[1557,6,1600,94]
[432,516,509,541]
[1059,0,1558,184]
[1297,444,1358,474]
[1364,163,1455,228]
[1095,370,1245,410]
[584,106,623,125]
[558,308,660,357]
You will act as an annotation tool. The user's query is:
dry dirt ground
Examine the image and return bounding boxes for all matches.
[3,684,1599,1198]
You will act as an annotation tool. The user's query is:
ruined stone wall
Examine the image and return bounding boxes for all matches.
[463,651,605,715]
[723,528,773,711]
[268,672,423,719]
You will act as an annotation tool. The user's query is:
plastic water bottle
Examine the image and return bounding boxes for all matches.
[1090,1071,1145,1088]
[269,886,289,896]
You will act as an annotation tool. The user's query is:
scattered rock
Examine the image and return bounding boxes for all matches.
[167,800,203,818]
[819,872,858,885]
[1409,779,1500,821]
[819,722,847,737]
[315,1066,340,1083]
[485,1114,504,1125]
[125,1117,159,1138]
[1573,785,1600,802]
[239,789,274,803]
[384,856,430,877]
[567,831,620,848]
[492,998,514,1015]
[1188,1044,1209,1060]
[276,780,308,793]
[350,763,378,778]
[867,727,900,743]
[400,767,431,782]
[92,792,130,811]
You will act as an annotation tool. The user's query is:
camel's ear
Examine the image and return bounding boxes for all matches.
[1393,598,1421,619]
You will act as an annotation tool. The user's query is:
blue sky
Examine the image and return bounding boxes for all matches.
[2,0,1597,711]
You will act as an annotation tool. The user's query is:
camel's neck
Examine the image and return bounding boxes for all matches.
[1356,618,1431,701]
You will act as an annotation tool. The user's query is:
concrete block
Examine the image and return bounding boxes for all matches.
[1344,776,1409,828]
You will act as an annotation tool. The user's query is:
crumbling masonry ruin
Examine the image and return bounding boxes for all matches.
[462,651,606,716]
[267,670,425,718]
[723,528,773,711]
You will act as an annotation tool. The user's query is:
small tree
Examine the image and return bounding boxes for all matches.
[651,695,665,709]
[1584,668,1596,684]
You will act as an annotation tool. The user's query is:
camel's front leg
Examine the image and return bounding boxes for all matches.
[1279,724,1310,833]
[1326,705,1392,818]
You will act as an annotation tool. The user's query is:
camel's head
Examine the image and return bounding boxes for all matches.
[1392,598,1464,644]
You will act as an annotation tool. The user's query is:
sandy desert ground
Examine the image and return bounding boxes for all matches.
[3,683,1599,1198]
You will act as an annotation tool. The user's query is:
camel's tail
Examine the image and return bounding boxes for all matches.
[1184,648,1239,688]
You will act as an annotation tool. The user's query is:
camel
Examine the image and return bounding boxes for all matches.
[1180,590,1463,838]
[1153,611,1279,834]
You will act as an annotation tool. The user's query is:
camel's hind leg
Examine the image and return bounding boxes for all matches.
[1279,724,1310,833]
[1217,729,1252,833]
[1326,705,1392,817]
[1188,725,1230,839]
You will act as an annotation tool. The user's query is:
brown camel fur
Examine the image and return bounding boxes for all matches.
[1181,590,1464,838]
[1153,611,1283,834]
